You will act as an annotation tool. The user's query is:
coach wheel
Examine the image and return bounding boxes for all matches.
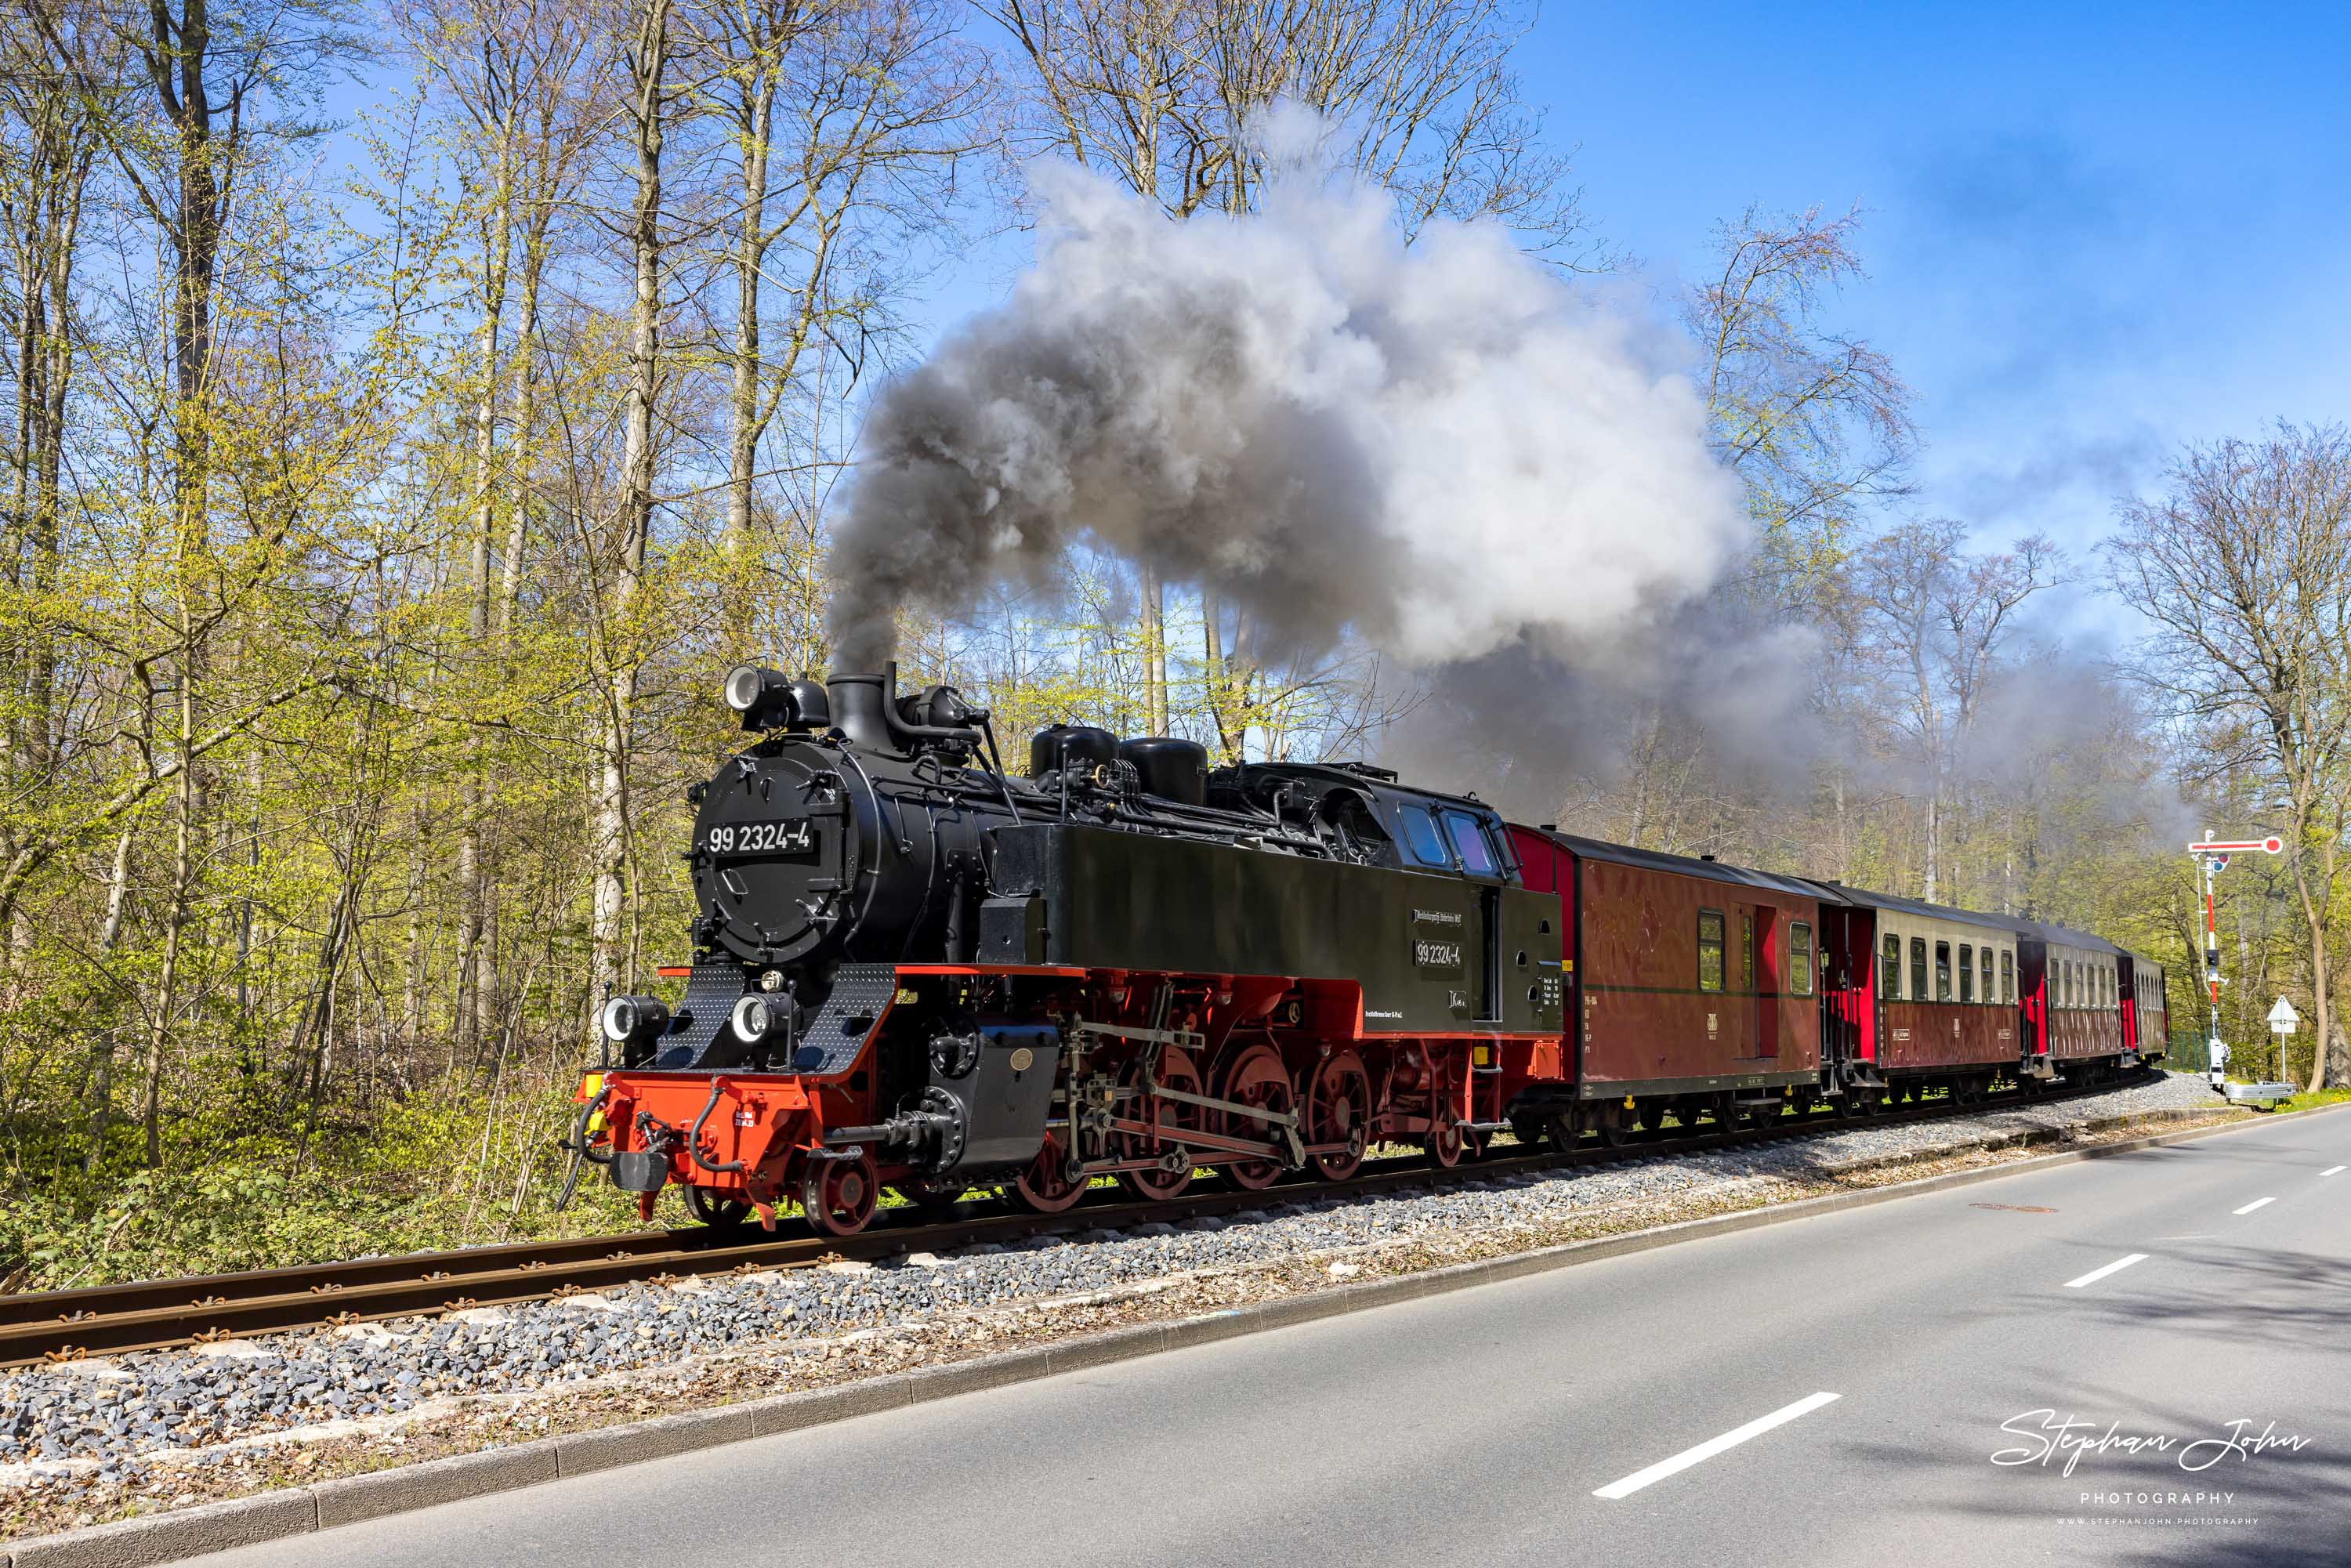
[800,1151,878,1237]
[1304,1049,1374,1182]
[1118,1047,1203,1202]
[1636,1101,1667,1135]
[1586,1103,1628,1148]
[1742,1099,1780,1132]
[1218,1043,1295,1190]
[1543,1108,1578,1150]
[685,1186,752,1229]
[1954,1077,1983,1106]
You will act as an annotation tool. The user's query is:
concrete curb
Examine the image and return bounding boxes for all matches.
[7,1095,2341,1567]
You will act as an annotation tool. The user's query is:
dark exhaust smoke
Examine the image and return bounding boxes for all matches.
[824,151,1750,688]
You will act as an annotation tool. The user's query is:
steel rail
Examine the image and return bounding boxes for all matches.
[0,1071,2157,1367]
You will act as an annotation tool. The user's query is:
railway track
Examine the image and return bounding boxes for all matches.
[0,1071,2157,1367]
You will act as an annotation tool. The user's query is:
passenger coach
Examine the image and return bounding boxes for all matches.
[2020,922,2140,1083]
[1509,830,1826,1140]
[1813,887,2025,1106]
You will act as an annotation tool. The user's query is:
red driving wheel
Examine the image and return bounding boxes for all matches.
[1217,1042,1295,1190]
[1303,1049,1372,1181]
[1425,1072,1465,1168]
[1118,1047,1203,1201]
[1012,1127,1090,1214]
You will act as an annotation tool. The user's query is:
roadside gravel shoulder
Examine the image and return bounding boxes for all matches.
[0,1073,2243,1545]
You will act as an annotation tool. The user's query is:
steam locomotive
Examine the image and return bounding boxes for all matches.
[571,665,2168,1237]
[570,664,1564,1234]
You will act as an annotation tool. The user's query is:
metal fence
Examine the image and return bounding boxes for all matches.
[2167,1030,2212,1073]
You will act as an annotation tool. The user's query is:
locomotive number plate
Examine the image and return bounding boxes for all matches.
[704,820,815,857]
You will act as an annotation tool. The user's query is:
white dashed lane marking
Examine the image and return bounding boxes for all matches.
[2064,1254,2149,1290]
[1592,1392,1842,1500]
[2322,1165,2346,1178]
[2233,1197,2277,1215]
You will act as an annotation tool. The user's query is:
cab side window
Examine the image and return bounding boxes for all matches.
[1400,806,1451,868]
[1440,809,1499,877]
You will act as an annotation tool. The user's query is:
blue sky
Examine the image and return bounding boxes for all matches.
[1509,2,2350,590]
[901,3,2349,642]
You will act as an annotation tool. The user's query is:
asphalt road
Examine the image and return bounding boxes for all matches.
[180,1109,2351,1568]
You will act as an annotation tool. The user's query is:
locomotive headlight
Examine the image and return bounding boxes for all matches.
[723,664,828,734]
[730,994,776,1041]
[723,664,770,713]
[723,664,797,732]
[600,995,671,1044]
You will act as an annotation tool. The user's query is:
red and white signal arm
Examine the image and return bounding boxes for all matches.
[2189,838,2284,854]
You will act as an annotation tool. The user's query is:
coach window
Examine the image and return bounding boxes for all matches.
[1980,947,1994,1005]
[2066,963,2077,1009]
[1399,806,1451,869]
[1697,910,1726,993]
[1935,941,1952,1001]
[2001,949,2014,1004]
[1882,933,1902,998]
[1441,810,1500,878]
[1911,937,1928,1001]
[1791,922,1814,995]
[1741,914,1755,991]
[1958,943,1976,1003]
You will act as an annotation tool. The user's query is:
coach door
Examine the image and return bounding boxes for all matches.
[1753,904,1779,1058]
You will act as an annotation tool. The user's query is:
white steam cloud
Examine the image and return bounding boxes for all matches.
[825,152,1749,680]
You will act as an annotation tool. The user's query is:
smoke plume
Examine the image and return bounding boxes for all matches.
[825,151,1749,681]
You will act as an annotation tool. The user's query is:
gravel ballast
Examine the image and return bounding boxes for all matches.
[0,1071,2233,1539]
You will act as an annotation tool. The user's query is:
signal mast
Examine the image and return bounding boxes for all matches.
[2186,833,2284,1071]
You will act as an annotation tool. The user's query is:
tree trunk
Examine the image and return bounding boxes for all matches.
[142,709,197,1168]
[456,139,516,1056]
[2303,837,2337,1094]
[1141,568,1168,733]
[594,0,670,1001]
[1923,788,1940,905]
[723,58,774,657]
[82,824,135,1172]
